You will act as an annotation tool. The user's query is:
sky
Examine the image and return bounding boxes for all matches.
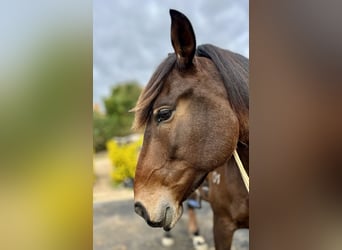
[93,0,249,108]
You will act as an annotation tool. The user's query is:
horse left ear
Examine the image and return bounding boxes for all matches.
[169,9,196,69]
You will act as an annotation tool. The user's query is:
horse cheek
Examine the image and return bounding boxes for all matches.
[200,110,239,170]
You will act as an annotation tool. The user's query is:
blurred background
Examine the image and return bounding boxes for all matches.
[1,0,340,249]
[0,1,92,250]
[92,1,249,250]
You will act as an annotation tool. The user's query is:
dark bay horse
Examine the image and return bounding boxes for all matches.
[132,9,249,250]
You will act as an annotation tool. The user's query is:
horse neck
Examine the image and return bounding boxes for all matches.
[236,141,249,174]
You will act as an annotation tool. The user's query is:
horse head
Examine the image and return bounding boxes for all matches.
[132,9,247,231]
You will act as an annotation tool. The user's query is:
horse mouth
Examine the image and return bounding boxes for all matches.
[163,207,172,231]
[164,204,183,231]
[146,203,183,231]
[143,205,180,231]
[134,196,184,231]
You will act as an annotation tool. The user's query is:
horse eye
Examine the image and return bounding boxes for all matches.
[156,108,173,123]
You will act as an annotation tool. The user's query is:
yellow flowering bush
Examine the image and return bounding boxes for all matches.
[106,135,143,183]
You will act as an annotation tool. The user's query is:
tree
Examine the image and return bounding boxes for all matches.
[93,81,142,152]
[104,81,141,116]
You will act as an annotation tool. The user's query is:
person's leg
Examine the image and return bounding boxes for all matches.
[187,205,208,250]
[188,206,200,235]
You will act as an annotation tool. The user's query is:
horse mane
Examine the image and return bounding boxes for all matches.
[196,44,249,112]
[196,44,249,142]
[132,44,249,137]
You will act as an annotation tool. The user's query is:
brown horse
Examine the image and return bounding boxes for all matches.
[132,9,249,250]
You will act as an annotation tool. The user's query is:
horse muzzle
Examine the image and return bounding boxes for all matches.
[134,200,183,231]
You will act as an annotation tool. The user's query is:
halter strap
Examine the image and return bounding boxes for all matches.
[233,149,249,193]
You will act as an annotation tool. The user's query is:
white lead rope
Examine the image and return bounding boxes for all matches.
[233,150,249,193]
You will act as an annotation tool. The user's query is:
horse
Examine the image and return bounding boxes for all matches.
[132,9,249,250]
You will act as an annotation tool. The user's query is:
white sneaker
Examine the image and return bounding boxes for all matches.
[192,235,208,250]
[161,235,175,247]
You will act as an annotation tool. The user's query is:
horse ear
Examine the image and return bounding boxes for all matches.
[169,9,196,69]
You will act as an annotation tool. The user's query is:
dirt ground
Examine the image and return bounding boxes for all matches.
[93,152,249,250]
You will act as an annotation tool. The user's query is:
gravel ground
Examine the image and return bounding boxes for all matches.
[93,199,249,250]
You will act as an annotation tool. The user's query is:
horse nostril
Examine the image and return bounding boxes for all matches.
[134,202,149,221]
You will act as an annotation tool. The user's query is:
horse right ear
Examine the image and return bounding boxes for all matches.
[169,9,196,69]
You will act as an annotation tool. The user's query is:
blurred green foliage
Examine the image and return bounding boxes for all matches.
[104,82,141,116]
[93,82,141,152]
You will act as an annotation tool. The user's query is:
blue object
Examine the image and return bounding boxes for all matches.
[187,199,201,208]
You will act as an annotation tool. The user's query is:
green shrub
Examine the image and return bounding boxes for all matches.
[93,112,135,152]
[93,112,115,152]
[93,81,142,152]
[106,135,143,183]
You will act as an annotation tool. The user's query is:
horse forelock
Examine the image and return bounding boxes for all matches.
[132,54,177,130]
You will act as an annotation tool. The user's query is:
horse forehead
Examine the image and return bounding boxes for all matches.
[155,57,224,105]
[154,75,193,104]
[160,66,212,95]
